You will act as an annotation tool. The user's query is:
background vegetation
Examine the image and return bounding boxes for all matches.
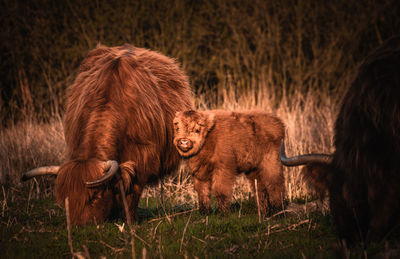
[1,0,400,257]
[2,0,399,124]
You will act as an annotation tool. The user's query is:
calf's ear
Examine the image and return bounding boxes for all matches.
[205,112,216,132]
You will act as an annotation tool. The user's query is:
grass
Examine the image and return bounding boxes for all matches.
[2,0,399,124]
[0,118,65,185]
[1,185,339,258]
[2,184,398,258]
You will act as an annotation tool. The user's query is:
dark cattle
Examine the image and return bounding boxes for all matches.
[22,44,193,224]
[281,36,400,245]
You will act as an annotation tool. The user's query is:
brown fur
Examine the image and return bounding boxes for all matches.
[55,44,193,224]
[173,110,286,214]
[300,36,400,244]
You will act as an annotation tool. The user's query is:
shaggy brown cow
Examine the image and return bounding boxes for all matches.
[22,44,193,224]
[281,36,400,245]
[173,110,286,214]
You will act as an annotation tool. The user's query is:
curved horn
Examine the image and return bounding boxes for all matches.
[21,166,60,181]
[280,142,333,166]
[85,160,119,187]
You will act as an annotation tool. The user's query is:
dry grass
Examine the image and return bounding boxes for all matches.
[0,118,65,186]
[0,86,337,204]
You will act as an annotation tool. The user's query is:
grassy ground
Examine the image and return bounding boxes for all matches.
[0,184,342,258]
[1,184,398,258]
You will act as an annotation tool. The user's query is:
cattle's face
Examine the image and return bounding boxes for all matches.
[173,110,215,158]
[79,186,116,224]
[55,161,118,225]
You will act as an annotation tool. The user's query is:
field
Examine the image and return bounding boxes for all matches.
[1,0,400,258]
[2,89,399,258]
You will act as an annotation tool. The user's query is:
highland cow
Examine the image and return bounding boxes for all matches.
[281,36,400,244]
[173,110,286,214]
[21,44,193,224]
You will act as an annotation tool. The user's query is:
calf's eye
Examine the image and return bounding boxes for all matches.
[195,129,200,134]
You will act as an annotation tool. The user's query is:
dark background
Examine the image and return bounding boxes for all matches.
[1,0,399,125]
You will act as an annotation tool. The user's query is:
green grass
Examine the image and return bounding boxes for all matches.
[1,185,336,258]
[2,184,399,258]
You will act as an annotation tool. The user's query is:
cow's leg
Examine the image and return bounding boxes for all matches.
[211,169,236,213]
[248,150,285,215]
[193,177,212,213]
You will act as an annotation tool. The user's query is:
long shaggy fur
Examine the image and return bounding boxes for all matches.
[173,110,286,214]
[55,44,193,224]
[303,36,400,244]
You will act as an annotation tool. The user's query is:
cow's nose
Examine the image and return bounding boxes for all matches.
[180,139,189,146]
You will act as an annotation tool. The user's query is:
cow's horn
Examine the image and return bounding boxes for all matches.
[86,160,119,187]
[21,166,60,181]
[280,142,333,166]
